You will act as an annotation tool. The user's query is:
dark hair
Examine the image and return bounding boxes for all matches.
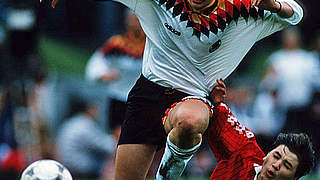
[271,133,315,179]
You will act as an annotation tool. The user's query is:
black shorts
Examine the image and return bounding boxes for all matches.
[108,98,126,130]
[118,75,190,149]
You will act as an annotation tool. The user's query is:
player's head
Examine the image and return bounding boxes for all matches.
[259,133,315,180]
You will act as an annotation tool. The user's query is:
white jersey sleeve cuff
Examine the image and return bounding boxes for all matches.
[276,0,303,25]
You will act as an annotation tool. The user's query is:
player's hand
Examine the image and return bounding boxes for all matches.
[40,0,60,8]
[209,78,226,106]
[250,0,278,11]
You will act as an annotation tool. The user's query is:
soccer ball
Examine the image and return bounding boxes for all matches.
[20,159,73,180]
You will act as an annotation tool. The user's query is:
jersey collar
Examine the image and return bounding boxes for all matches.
[253,163,262,180]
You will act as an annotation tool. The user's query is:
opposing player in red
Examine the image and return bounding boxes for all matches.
[158,78,315,179]
[205,80,315,180]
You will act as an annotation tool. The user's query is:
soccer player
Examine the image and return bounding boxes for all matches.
[161,78,315,179]
[42,0,304,179]
[207,102,315,180]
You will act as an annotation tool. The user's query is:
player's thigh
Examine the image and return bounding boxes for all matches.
[164,99,211,134]
[115,144,157,180]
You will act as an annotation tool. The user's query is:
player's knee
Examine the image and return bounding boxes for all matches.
[175,109,208,134]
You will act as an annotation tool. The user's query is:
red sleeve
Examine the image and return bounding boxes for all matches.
[205,103,256,162]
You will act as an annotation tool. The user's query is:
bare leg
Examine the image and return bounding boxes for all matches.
[165,100,210,148]
[115,144,157,180]
[156,99,210,179]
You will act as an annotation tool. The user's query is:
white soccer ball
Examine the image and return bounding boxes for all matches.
[20,159,73,180]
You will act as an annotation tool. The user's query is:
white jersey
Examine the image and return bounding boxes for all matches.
[114,0,303,97]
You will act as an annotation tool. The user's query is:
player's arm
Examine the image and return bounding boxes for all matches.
[206,79,257,161]
[251,0,293,18]
[256,0,303,41]
[206,103,257,161]
[209,78,227,106]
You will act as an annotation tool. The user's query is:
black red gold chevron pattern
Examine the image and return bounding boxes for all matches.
[156,0,265,38]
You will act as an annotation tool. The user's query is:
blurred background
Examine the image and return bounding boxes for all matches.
[0,0,319,179]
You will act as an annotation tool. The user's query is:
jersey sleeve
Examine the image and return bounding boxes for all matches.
[256,0,303,41]
[205,103,256,162]
[277,0,303,25]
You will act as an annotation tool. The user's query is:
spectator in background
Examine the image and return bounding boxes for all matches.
[0,0,52,167]
[56,99,115,179]
[85,9,147,178]
[3,0,43,84]
[251,83,285,153]
[85,9,145,141]
[27,69,55,160]
[261,27,320,133]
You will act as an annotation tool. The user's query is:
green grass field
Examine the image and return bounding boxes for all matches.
[38,35,92,76]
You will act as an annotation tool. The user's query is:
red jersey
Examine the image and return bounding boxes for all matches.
[206,103,265,180]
